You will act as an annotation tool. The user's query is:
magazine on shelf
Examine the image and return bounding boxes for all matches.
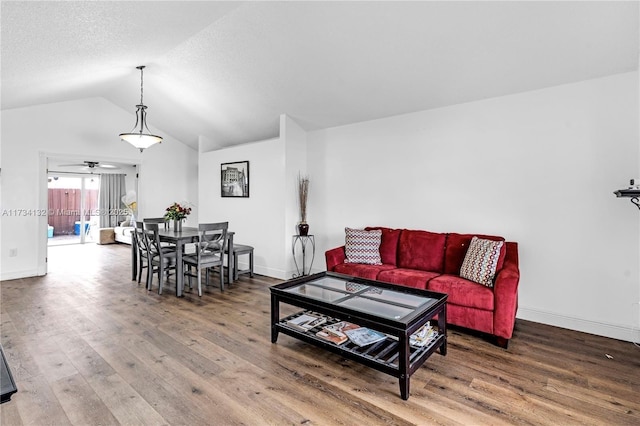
[410,324,438,348]
[315,330,348,345]
[344,327,387,347]
[286,313,327,331]
[323,321,360,336]
[315,321,361,345]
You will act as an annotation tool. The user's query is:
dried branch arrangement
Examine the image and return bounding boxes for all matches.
[298,173,310,223]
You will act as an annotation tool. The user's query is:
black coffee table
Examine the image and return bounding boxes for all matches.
[270,271,447,400]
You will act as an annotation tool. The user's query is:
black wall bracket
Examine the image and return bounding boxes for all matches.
[614,181,640,210]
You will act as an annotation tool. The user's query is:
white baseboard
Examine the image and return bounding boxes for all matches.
[252,265,289,280]
[517,306,640,344]
[245,263,323,281]
[1,268,43,282]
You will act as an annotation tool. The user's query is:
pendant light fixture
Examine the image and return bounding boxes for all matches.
[119,65,162,152]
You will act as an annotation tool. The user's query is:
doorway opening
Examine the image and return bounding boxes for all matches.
[47,174,100,246]
[40,156,139,276]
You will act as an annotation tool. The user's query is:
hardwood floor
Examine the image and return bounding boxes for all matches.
[1,243,639,425]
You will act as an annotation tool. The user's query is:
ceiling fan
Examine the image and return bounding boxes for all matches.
[57,161,121,172]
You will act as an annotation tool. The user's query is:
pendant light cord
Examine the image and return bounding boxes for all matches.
[138,65,145,106]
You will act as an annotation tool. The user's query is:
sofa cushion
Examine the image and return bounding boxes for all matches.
[333,263,395,280]
[344,228,382,265]
[365,227,401,266]
[444,233,506,275]
[459,237,504,287]
[376,269,440,290]
[397,230,446,273]
[113,226,134,244]
[427,274,494,310]
[114,226,132,237]
[445,303,494,335]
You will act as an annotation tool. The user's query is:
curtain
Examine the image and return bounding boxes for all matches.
[99,174,126,227]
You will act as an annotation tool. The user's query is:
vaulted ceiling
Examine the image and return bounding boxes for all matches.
[2,1,638,151]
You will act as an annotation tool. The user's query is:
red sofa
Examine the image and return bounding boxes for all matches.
[325,227,520,348]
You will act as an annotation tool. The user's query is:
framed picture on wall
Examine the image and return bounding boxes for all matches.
[221,161,250,198]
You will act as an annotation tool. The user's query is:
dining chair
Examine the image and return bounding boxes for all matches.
[143,222,177,295]
[183,222,228,296]
[143,217,177,249]
[133,223,152,288]
[143,217,170,231]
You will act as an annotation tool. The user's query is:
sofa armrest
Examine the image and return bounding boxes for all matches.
[492,241,520,340]
[325,246,346,271]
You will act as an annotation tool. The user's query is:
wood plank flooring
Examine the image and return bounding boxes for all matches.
[1,243,639,425]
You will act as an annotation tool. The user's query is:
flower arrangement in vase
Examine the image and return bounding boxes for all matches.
[297,173,310,236]
[164,202,191,231]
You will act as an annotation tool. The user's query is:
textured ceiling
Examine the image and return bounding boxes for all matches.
[2,1,638,151]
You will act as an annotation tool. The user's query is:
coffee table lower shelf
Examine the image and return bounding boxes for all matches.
[272,311,446,400]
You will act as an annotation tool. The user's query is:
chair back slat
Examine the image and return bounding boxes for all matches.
[197,222,228,258]
[142,222,176,295]
[134,222,151,254]
[143,217,167,224]
[143,222,163,253]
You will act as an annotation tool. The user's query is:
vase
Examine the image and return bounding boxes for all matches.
[298,222,309,236]
[173,219,182,232]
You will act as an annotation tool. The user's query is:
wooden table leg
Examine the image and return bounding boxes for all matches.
[270,293,279,343]
[438,304,447,356]
[131,232,137,281]
[227,233,234,284]
[399,375,410,401]
[399,333,410,400]
[175,241,184,297]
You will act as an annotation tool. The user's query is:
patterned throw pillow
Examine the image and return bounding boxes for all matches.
[459,236,504,287]
[344,227,382,265]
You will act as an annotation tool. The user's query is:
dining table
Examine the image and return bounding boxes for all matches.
[131,226,235,297]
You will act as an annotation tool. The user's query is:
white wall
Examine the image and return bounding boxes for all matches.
[0,97,198,280]
[307,72,639,342]
[198,115,309,279]
[282,115,309,275]
[199,136,289,278]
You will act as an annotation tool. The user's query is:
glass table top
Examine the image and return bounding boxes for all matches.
[284,284,348,303]
[337,296,414,320]
[282,275,439,321]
